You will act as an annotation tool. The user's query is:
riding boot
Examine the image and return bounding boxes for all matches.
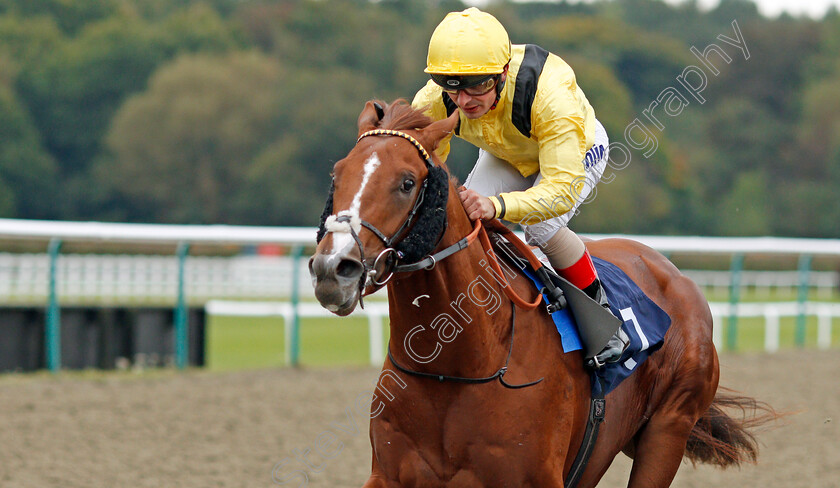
[556,250,630,369]
[580,277,630,369]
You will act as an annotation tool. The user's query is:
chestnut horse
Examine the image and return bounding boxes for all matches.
[310,100,772,487]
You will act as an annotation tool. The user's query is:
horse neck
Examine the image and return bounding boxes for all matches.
[386,184,512,375]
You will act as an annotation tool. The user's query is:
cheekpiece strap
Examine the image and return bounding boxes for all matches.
[357,129,434,168]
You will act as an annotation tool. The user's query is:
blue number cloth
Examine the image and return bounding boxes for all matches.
[524,256,672,396]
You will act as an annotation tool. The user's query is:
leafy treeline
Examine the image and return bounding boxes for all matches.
[0,0,838,237]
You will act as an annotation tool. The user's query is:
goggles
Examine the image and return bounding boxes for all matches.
[430,74,500,96]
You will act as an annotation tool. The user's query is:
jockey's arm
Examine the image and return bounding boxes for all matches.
[488,117,588,225]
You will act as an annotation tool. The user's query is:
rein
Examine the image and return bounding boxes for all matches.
[325,128,545,388]
[384,220,545,389]
[332,128,542,311]
[323,106,607,486]
[387,301,543,389]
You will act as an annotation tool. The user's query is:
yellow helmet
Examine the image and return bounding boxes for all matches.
[425,7,511,81]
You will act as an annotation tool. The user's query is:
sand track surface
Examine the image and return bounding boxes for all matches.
[1,350,837,487]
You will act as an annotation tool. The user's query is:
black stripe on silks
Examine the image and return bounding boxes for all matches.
[441,93,461,135]
[511,44,549,138]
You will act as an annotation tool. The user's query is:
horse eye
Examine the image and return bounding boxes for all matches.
[400,178,416,193]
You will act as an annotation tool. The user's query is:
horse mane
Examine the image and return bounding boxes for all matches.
[376,99,433,131]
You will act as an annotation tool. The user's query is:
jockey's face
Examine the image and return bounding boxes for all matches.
[446,71,507,119]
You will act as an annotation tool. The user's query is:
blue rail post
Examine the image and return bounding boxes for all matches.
[289,245,304,367]
[727,253,744,351]
[174,242,190,370]
[795,254,812,347]
[46,238,63,373]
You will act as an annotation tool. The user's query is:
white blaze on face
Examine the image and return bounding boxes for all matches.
[351,151,382,220]
[324,152,382,256]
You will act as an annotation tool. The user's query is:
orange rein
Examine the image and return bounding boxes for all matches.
[465,220,543,311]
[388,217,542,310]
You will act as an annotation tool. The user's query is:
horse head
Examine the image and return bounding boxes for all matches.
[309,100,458,316]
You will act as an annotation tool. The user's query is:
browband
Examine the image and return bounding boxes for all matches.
[357,129,434,168]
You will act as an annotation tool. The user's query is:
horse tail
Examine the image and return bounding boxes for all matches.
[684,387,780,467]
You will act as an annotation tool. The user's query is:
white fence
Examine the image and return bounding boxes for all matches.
[2,252,837,304]
[683,270,839,298]
[0,218,838,368]
[206,300,839,365]
[709,301,840,352]
[207,300,389,366]
[0,253,313,304]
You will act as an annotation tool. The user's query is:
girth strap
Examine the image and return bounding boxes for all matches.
[565,376,606,488]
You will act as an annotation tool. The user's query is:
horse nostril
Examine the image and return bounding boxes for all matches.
[336,259,364,279]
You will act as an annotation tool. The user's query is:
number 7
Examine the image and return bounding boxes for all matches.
[619,307,649,351]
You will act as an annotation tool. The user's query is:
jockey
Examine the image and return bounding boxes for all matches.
[412,7,629,369]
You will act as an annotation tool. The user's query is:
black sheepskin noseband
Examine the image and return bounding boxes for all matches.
[315,179,334,244]
[316,165,449,264]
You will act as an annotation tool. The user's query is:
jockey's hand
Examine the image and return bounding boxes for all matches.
[458,186,496,221]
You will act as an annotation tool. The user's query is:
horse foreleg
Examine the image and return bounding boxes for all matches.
[625,412,697,488]
[362,454,390,488]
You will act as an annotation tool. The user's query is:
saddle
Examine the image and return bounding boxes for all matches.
[483,219,672,396]
[482,220,622,358]
[482,220,672,487]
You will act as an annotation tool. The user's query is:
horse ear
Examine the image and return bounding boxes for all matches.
[417,111,459,152]
[357,100,385,136]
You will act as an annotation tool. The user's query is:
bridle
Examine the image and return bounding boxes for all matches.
[323,125,547,388]
[325,128,544,315]
[328,128,447,307]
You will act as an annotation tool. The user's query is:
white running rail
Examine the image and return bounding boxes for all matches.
[207,300,839,365]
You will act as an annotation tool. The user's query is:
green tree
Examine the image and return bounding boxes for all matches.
[707,20,820,118]
[774,180,839,237]
[235,0,430,97]
[16,16,169,176]
[799,75,840,166]
[233,66,378,226]
[532,15,692,104]
[0,0,121,34]
[15,7,245,218]
[98,52,285,223]
[155,2,246,55]
[0,14,63,70]
[714,170,771,236]
[98,51,374,225]
[700,98,787,192]
[0,78,58,218]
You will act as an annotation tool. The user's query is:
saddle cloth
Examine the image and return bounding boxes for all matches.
[522,255,672,396]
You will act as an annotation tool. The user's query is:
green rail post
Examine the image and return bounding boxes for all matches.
[727,253,744,351]
[174,242,190,370]
[46,238,63,373]
[795,254,812,347]
[289,245,304,367]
